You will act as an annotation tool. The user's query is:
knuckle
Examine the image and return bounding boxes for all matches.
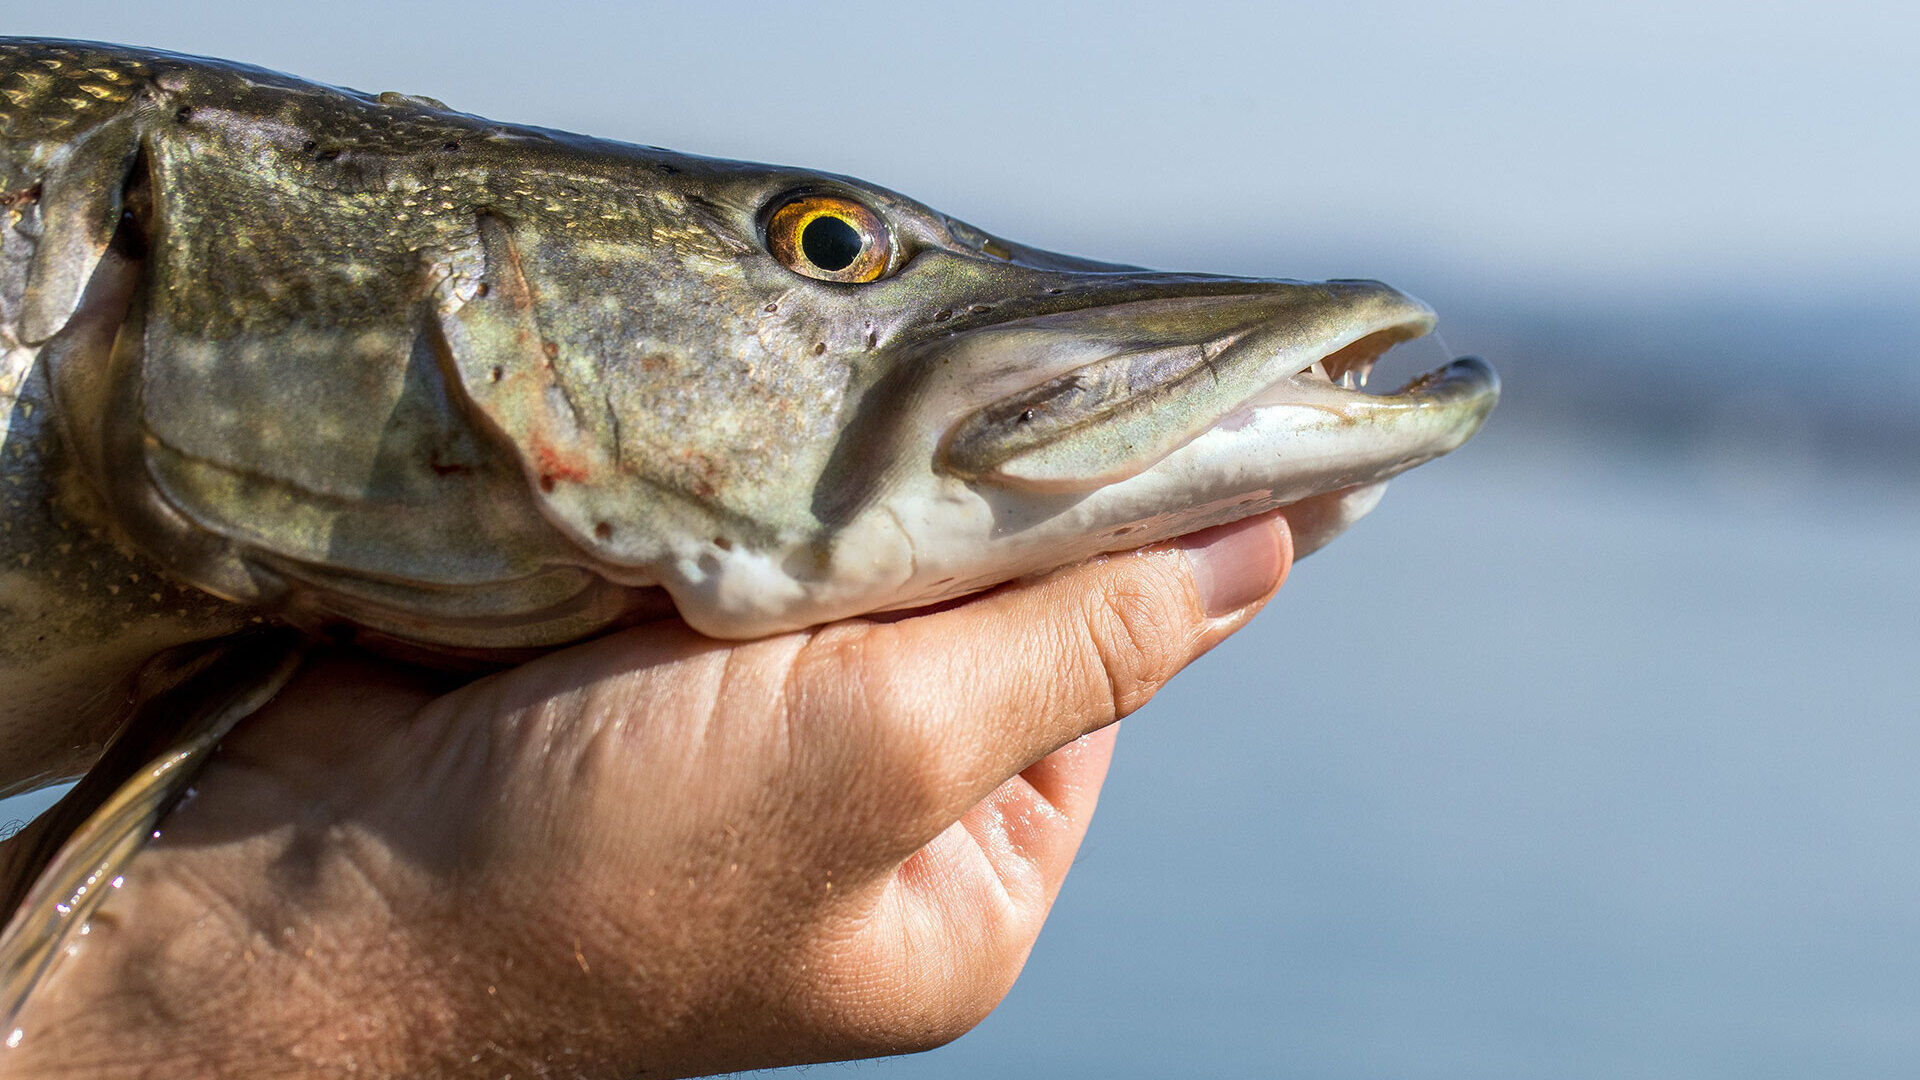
[1080,562,1199,718]
[784,629,969,846]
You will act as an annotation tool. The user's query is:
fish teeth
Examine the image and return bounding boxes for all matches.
[1307,360,1330,381]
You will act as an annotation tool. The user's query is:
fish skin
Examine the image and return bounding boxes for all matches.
[0,38,1497,801]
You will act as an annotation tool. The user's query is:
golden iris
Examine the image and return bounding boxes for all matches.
[765,194,892,283]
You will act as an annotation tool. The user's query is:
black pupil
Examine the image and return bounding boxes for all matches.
[800,214,865,272]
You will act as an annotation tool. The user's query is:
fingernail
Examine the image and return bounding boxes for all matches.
[1178,515,1286,618]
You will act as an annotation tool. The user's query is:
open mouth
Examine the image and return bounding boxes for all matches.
[1302,326,1405,390]
[1227,321,1486,418]
[939,286,1496,495]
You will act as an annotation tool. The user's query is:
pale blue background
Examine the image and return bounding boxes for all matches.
[4,4,1917,1076]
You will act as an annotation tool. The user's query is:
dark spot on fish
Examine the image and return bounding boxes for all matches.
[427,449,472,476]
[639,354,670,373]
[539,474,557,493]
[1018,409,1035,423]
[1045,287,1065,295]
[812,342,826,356]
[866,330,877,348]
[173,106,193,123]
[302,140,318,153]
[934,309,953,321]
[713,536,734,551]
[488,366,504,383]
[594,522,613,540]
[542,341,559,359]
[764,302,779,313]
[474,282,490,298]
[443,141,461,152]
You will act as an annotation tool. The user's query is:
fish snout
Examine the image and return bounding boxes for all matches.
[935,279,1443,492]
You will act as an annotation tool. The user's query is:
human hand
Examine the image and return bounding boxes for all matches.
[6,512,1290,1079]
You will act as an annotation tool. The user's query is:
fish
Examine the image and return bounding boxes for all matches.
[0,38,1497,1031]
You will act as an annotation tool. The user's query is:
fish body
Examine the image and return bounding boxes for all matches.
[0,38,1498,802]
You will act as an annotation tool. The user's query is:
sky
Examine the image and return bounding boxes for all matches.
[12,1,1919,303]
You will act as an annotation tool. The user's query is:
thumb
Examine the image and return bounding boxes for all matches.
[789,512,1292,851]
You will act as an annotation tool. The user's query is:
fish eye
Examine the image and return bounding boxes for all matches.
[765,194,893,283]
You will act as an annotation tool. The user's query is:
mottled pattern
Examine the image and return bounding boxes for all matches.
[0,44,148,182]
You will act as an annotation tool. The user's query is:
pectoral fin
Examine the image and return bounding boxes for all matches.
[14,115,141,347]
[0,627,307,1034]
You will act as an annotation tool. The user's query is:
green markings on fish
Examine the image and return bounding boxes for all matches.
[0,38,1497,1035]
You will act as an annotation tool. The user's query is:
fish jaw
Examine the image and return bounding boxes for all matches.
[934,281,1438,492]
[650,282,1499,638]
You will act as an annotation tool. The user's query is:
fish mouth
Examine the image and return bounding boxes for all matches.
[938,279,1499,494]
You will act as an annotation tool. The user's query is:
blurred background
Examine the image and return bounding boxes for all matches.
[4,2,1916,1076]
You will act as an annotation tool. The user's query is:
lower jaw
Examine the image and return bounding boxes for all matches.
[673,360,1492,637]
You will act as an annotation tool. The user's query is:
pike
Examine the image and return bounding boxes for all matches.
[0,39,1496,1031]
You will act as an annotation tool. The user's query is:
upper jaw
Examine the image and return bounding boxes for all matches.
[933,278,1453,493]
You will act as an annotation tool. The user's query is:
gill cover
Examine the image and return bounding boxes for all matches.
[431,192,865,572]
[5,47,639,648]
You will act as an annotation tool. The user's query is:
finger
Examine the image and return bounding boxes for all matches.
[794,512,1289,849]
[962,722,1120,915]
[817,725,1121,1053]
